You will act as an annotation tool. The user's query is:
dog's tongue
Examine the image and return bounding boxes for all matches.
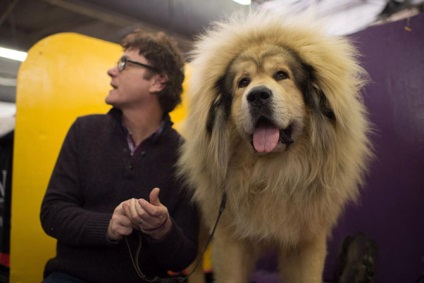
[253,124,280,153]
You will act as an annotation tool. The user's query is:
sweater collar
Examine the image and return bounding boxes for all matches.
[108,107,173,142]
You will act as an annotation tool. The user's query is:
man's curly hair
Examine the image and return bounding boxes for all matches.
[122,30,185,114]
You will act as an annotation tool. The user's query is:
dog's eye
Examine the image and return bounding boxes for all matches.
[274,70,289,81]
[238,77,250,88]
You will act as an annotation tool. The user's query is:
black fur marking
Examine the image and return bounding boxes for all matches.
[293,62,317,111]
[286,47,336,122]
[317,87,336,121]
[206,75,233,134]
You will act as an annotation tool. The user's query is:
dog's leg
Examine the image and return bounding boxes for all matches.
[278,231,327,283]
[212,230,257,283]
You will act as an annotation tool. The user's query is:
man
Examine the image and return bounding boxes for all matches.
[40,30,199,283]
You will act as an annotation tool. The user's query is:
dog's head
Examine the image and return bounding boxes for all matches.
[207,44,336,154]
[179,12,370,185]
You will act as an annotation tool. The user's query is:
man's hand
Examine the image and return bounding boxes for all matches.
[122,187,172,239]
[107,203,134,241]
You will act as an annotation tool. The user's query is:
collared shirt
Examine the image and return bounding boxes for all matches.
[123,120,165,156]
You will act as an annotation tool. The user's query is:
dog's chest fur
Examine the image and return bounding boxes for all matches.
[209,146,331,244]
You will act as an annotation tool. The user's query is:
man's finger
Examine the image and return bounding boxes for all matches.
[149,187,161,206]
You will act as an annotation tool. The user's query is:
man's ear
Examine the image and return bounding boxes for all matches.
[150,73,168,92]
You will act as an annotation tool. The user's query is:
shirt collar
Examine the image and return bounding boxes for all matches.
[108,107,172,144]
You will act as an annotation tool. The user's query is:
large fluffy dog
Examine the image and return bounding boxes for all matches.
[178,12,372,283]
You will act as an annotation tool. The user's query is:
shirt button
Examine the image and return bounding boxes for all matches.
[141,151,146,156]
[128,164,134,171]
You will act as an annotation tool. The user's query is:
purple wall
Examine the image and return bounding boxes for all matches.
[324,13,424,283]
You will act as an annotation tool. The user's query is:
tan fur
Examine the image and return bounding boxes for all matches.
[179,12,372,283]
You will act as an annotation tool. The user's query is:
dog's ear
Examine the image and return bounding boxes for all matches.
[298,62,336,122]
[207,76,233,133]
[205,76,233,179]
[313,83,336,122]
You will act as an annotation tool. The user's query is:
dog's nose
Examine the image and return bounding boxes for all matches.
[247,87,272,107]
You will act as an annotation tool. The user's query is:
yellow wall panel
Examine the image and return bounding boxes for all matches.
[170,63,190,132]
[11,32,188,282]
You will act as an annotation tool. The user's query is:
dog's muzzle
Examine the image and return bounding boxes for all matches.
[248,86,294,153]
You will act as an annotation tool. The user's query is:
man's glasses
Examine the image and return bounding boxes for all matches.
[117,57,159,73]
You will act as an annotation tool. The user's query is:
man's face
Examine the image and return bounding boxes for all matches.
[105,48,158,109]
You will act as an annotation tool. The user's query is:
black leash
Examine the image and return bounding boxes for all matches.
[125,191,227,282]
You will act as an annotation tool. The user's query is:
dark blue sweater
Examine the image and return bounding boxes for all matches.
[40,108,199,282]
